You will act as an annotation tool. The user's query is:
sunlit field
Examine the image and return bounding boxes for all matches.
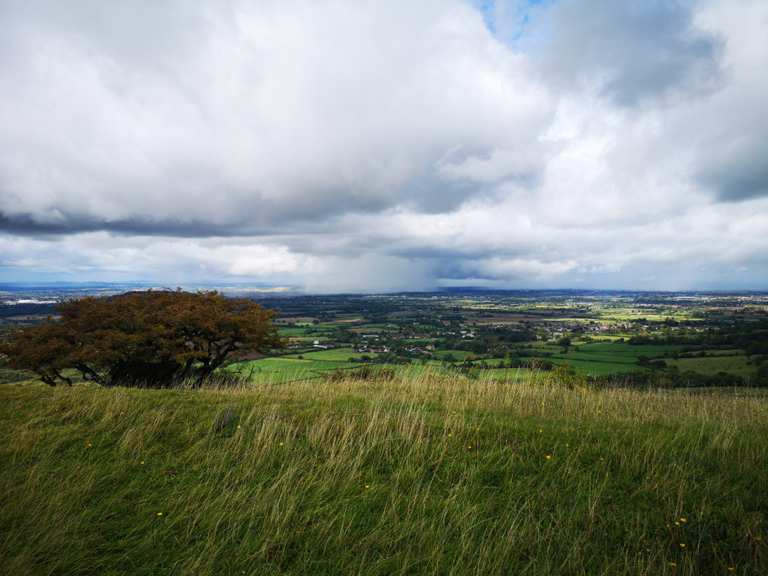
[2,371,766,575]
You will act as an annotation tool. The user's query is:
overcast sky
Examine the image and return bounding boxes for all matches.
[1,0,767,292]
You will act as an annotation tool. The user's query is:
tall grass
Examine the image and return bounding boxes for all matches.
[1,370,766,575]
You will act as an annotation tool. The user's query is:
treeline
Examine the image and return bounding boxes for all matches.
[589,368,768,388]
[0,302,57,318]
[629,319,768,351]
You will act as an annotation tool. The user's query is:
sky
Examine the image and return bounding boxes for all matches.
[1,0,767,292]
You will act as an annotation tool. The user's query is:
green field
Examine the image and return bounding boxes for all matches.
[284,347,371,361]
[666,355,757,378]
[432,349,476,361]
[229,342,757,383]
[549,357,645,376]
[277,326,313,337]
[542,342,680,376]
[1,375,766,575]
[350,323,396,332]
[498,342,688,377]
[571,342,684,358]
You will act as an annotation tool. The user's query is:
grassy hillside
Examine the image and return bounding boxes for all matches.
[1,373,767,575]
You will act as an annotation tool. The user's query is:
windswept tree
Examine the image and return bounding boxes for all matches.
[0,290,282,387]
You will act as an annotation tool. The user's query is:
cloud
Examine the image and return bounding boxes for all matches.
[0,0,551,235]
[689,0,768,201]
[526,0,724,106]
[1,0,767,290]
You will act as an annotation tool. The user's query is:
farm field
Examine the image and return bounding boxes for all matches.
[222,340,756,383]
[284,347,372,361]
[549,356,646,376]
[535,343,681,377]
[666,355,757,378]
[431,349,476,360]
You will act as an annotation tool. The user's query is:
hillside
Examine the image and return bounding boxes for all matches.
[1,373,767,575]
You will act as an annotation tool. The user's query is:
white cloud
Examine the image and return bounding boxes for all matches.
[1,0,767,290]
[0,0,551,230]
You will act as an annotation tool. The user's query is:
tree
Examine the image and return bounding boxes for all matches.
[0,321,76,386]
[0,290,282,388]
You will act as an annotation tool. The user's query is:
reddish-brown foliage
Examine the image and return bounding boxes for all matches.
[0,290,282,387]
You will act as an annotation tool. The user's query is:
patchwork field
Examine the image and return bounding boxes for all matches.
[223,340,758,384]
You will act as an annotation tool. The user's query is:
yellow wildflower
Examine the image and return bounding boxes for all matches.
[156,512,163,517]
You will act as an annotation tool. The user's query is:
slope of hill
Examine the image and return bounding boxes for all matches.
[1,373,766,575]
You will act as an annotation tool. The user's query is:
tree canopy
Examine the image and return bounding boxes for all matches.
[0,290,282,387]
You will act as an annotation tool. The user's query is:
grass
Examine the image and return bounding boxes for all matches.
[549,357,646,376]
[1,372,767,575]
[225,357,358,383]
[431,349,476,360]
[284,347,370,361]
[277,327,314,337]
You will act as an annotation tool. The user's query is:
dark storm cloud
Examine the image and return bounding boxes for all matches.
[536,0,723,105]
[0,211,244,237]
[697,134,768,201]
[0,203,373,238]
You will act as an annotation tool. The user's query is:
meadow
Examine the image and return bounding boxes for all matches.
[1,371,766,575]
